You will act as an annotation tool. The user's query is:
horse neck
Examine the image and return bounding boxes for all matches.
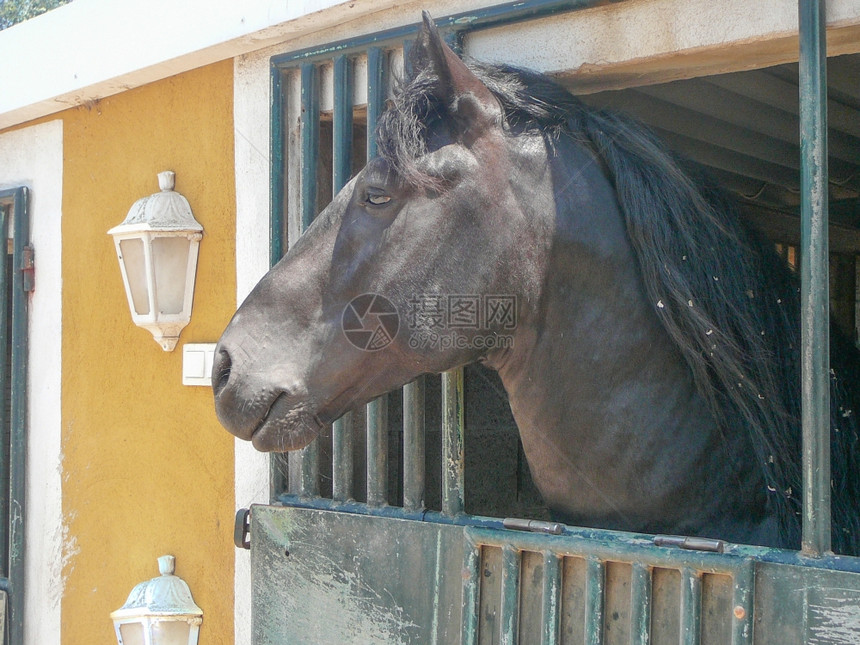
[489,145,771,541]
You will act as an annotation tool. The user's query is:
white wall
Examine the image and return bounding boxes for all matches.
[0,120,63,645]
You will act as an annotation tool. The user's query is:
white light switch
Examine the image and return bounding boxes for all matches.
[182,343,217,386]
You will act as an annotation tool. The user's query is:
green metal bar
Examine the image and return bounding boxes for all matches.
[500,545,520,645]
[366,396,388,506]
[541,551,561,645]
[442,368,465,516]
[361,46,389,508]
[366,46,384,160]
[300,62,320,230]
[630,562,652,645]
[461,544,481,645]
[0,203,9,578]
[288,63,322,498]
[402,377,425,511]
[332,54,353,191]
[268,67,288,499]
[331,55,354,503]
[679,568,702,645]
[9,187,28,645]
[274,497,860,574]
[269,66,286,267]
[731,559,755,645]
[584,557,604,645]
[798,0,831,557]
[332,413,353,502]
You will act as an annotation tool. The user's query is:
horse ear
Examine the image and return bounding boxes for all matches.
[411,11,502,136]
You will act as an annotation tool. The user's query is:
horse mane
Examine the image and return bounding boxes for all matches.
[377,59,860,554]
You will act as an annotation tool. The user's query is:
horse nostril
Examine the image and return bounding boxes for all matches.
[212,347,232,395]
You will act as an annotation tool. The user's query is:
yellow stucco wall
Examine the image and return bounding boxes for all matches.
[60,60,236,643]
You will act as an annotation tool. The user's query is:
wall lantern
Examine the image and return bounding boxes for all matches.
[111,555,203,645]
[108,171,203,351]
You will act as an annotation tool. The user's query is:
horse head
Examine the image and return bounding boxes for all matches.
[213,15,549,452]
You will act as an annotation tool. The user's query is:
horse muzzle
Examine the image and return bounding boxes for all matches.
[211,343,322,452]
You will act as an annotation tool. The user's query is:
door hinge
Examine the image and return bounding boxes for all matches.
[20,245,34,292]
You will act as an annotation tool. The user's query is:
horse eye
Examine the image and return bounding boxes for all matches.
[366,193,392,206]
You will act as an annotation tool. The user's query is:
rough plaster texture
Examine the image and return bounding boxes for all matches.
[0,119,63,645]
[58,61,236,645]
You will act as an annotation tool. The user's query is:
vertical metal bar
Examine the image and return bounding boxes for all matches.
[461,544,481,645]
[798,0,831,557]
[541,551,561,645]
[288,62,321,497]
[0,204,9,578]
[442,367,465,516]
[268,66,288,499]
[366,46,384,160]
[9,187,28,645]
[331,54,354,502]
[402,39,415,79]
[403,377,425,511]
[332,54,353,191]
[332,413,353,502]
[584,558,604,645]
[731,560,755,645]
[679,568,702,645]
[269,66,286,267]
[300,62,320,230]
[500,545,520,645]
[630,562,652,645]
[362,46,389,507]
[366,397,388,506]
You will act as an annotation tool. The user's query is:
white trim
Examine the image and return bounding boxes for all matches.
[0,0,395,129]
[0,120,63,645]
[232,46,273,645]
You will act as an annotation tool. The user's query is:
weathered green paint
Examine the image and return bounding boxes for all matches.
[461,545,481,645]
[584,557,604,645]
[500,545,520,644]
[251,503,860,643]
[0,186,29,645]
[332,54,353,193]
[365,395,388,506]
[541,552,561,645]
[403,378,426,512]
[251,505,466,643]
[366,46,385,161]
[300,62,320,232]
[630,561,652,645]
[0,200,9,577]
[732,559,756,645]
[798,0,831,556]
[442,368,465,516]
[680,567,702,645]
[331,413,353,502]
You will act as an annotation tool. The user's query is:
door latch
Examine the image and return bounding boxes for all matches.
[234,508,251,550]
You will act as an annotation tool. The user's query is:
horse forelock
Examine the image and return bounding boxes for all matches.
[377,59,860,553]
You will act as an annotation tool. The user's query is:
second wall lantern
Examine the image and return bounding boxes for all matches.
[109,171,203,351]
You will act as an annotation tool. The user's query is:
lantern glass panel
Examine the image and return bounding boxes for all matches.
[152,619,192,644]
[119,238,150,316]
[152,236,191,315]
[118,622,146,645]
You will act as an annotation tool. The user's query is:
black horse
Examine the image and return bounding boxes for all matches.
[214,14,860,554]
